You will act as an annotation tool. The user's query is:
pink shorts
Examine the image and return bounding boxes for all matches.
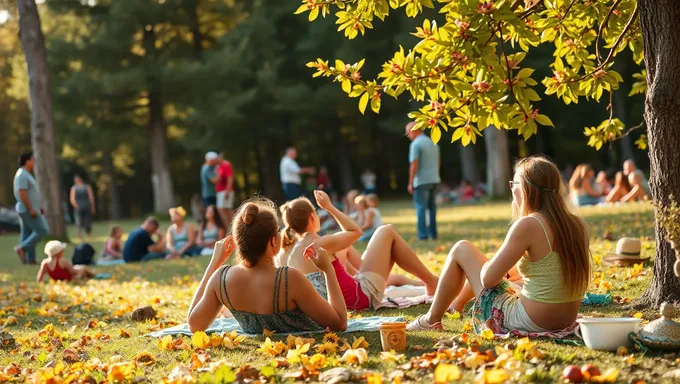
[332,259,370,310]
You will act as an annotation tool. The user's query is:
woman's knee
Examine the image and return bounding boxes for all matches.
[449,240,474,261]
[373,224,395,237]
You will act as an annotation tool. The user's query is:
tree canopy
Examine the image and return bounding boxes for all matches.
[300,0,647,150]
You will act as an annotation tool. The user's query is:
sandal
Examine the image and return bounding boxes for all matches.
[407,314,443,331]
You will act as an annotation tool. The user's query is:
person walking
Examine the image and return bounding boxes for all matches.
[69,174,95,241]
[215,153,234,227]
[13,152,49,265]
[280,147,314,201]
[406,122,441,240]
[201,152,219,209]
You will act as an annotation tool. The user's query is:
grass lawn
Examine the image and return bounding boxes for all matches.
[0,200,677,383]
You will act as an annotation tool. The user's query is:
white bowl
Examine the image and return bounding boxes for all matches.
[576,318,642,351]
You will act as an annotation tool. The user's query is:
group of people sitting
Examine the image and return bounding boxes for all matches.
[187,155,592,338]
[568,160,651,206]
[98,204,227,264]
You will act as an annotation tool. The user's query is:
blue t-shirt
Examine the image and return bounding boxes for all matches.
[409,135,441,187]
[201,164,216,198]
[123,227,154,262]
[13,168,41,214]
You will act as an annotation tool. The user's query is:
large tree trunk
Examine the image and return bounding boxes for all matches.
[458,143,479,185]
[484,126,511,198]
[635,0,680,307]
[102,151,122,220]
[144,27,175,213]
[16,0,66,238]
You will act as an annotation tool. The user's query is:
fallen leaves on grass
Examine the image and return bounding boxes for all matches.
[191,331,210,349]
[434,364,461,382]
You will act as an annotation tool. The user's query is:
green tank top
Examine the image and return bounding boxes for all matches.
[517,216,583,304]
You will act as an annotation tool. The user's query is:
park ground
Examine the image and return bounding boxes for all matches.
[0,201,678,383]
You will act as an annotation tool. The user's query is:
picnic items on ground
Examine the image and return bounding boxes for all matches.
[379,322,407,352]
[630,302,680,352]
[576,317,642,351]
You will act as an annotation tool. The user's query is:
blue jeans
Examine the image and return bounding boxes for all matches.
[414,183,438,240]
[18,212,49,264]
[282,183,305,201]
[141,252,167,261]
[202,196,217,209]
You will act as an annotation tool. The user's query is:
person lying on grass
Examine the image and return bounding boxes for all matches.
[187,198,347,334]
[408,155,591,336]
[276,190,438,310]
[37,241,95,282]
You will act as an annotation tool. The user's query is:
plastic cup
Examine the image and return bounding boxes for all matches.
[379,322,407,352]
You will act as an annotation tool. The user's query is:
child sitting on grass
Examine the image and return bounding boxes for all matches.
[100,225,123,261]
[408,155,590,338]
[356,194,383,242]
[37,241,95,282]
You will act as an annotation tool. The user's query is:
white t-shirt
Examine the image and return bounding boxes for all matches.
[280,156,301,184]
[361,172,376,189]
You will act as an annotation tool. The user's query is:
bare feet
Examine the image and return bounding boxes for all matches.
[425,276,439,296]
[14,246,25,264]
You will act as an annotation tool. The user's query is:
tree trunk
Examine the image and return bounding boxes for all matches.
[186,0,203,59]
[635,0,680,307]
[144,27,175,213]
[16,0,66,238]
[102,151,122,220]
[458,143,479,184]
[484,126,511,198]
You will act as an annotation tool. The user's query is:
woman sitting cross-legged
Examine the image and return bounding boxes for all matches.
[187,198,347,334]
[276,190,438,310]
[408,155,591,337]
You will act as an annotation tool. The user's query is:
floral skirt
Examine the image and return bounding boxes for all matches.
[472,280,579,338]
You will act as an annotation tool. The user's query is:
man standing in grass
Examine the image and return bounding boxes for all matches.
[13,152,49,265]
[201,152,219,209]
[280,147,315,201]
[215,153,234,227]
[406,122,441,241]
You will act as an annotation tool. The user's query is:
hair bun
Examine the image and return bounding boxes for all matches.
[243,203,259,225]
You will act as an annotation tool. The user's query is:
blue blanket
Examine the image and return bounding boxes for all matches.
[145,316,404,338]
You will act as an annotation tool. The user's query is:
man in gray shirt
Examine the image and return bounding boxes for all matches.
[406,122,441,240]
[13,152,49,264]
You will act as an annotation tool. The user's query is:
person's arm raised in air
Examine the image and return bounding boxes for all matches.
[188,237,235,331]
[313,190,363,254]
[291,244,347,331]
[480,218,533,288]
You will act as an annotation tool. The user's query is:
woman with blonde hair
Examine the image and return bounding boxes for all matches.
[277,190,438,310]
[187,198,347,334]
[408,155,591,336]
[166,206,199,259]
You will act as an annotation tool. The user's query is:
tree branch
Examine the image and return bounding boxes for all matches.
[500,28,528,117]
[596,0,624,65]
[616,121,646,141]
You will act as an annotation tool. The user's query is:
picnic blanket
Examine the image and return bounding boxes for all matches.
[378,285,433,309]
[144,316,405,338]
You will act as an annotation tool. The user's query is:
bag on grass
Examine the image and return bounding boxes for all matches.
[72,243,95,265]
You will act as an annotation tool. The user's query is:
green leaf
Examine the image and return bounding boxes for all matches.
[359,92,369,114]
[535,114,554,127]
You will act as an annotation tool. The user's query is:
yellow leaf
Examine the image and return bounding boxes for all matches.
[133,351,157,366]
[191,331,211,349]
[434,364,461,382]
[119,328,131,338]
[633,312,643,319]
[107,362,134,382]
[379,350,405,363]
[480,329,495,340]
[263,329,276,337]
[308,7,319,21]
[476,369,510,384]
[340,348,368,365]
[210,334,223,347]
[462,321,473,332]
[342,79,351,94]
[359,92,369,114]
[294,4,308,14]
[352,336,369,349]
[591,368,619,383]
